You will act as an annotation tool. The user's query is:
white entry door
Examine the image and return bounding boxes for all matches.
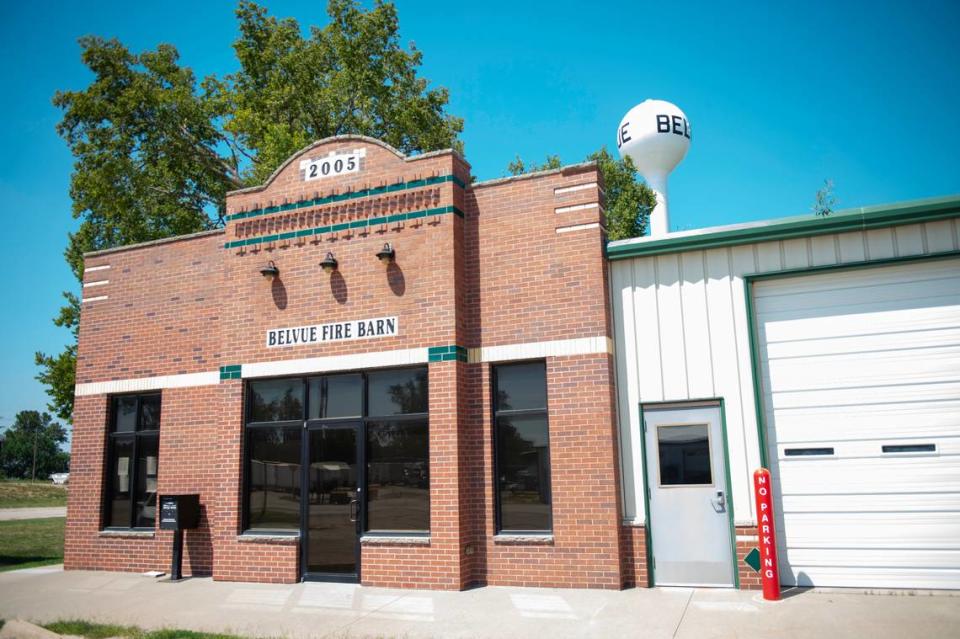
[644,404,735,587]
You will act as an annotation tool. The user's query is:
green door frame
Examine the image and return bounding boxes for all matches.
[638,398,740,588]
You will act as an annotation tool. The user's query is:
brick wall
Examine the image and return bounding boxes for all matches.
[735,524,762,589]
[68,136,642,590]
[620,525,650,588]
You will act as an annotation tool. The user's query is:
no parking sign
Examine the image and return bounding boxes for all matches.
[753,468,781,601]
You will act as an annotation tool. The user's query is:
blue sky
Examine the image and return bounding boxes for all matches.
[0,0,958,431]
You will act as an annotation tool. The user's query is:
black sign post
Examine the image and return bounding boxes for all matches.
[159,494,200,582]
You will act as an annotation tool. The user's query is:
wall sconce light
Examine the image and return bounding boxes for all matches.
[376,242,395,266]
[320,252,338,274]
[260,260,279,281]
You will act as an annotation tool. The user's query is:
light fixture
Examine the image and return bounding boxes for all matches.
[260,260,279,281]
[376,242,395,266]
[320,252,338,274]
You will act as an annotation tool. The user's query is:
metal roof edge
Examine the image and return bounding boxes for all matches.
[605,194,960,260]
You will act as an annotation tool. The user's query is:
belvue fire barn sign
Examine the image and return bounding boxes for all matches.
[66,118,960,593]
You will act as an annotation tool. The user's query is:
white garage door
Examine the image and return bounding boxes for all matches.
[754,257,960,589]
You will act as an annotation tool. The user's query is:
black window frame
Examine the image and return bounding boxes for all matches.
[492,360,553,535]
[241,367,430,536]
[102,392,162,531]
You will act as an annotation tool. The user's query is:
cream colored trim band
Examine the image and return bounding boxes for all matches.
[241,347,428,378]
[468,336,612,364]
[554,182,598,195]
[556,222,603,234]
[81,295,108,303]
[75,371,220,396]
[555,202,599,214]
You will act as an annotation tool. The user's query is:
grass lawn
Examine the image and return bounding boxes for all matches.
[46,620,263,638]
[0,517,65,571]
[0,480,68,508]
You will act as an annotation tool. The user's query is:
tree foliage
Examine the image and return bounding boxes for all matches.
[0,411,70,480]
[37,1,463,422]
[812,178,837,217]
[507,147,656,240]
[207,0,464,184]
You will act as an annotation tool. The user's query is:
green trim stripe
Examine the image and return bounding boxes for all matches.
[427,345,467,363]
[606,195,960,260]
[219,364,241,380]
[227,174,466,222]
[223,205,464,249]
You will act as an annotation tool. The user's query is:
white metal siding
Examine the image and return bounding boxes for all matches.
[611,219,960,526]
[754,257,960,589]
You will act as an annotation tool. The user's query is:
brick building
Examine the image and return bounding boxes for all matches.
[66,135,960,591]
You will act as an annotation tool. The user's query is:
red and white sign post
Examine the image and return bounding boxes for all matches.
[753,468,781,601]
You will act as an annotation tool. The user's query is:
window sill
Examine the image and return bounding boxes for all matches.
[493,534,554,545]
[237,532,300,544]
[99,529,155,539]
[360,535,431,546]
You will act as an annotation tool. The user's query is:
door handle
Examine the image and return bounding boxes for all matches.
[349,499,358,523]
[711,490,726,513]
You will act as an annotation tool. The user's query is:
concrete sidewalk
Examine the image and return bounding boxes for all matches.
[0,507,66,521]
[1,566,958,639]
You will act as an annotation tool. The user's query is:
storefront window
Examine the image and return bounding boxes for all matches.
[242,367,429,535]
[246,427,302,530]
[104,393,161,530]
[493,361,552,533]
[366,418,429,532]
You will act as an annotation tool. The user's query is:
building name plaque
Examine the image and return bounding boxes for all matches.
[266,316,398,348]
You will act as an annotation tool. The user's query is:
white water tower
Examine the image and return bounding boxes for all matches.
[616,100,691,236]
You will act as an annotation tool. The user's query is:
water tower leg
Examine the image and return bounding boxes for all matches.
[645,172,670,237]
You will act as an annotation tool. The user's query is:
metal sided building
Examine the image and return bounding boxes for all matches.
[65,134,960,591]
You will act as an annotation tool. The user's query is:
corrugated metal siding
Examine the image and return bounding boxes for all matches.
[611,219,960,524]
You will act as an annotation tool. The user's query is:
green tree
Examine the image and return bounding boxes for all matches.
[36,1,463,422]
[812,178,837,217]
[507,147,656,240]
[0,411,70,480]
[207,0,464,184]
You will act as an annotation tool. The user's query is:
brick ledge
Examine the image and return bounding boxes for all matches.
[360,535,430,546]
[99,529,155,539]
[493,534,554,545]
[237,533,299,544]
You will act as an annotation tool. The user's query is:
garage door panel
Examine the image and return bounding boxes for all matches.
[780,492,960,514]
[764,326,960,359]
[756,278,959,317]
[764,348,960,391]
[783,566,960,589]
[768,400,960,442]
[782,548,960,570]
[772,458,960,495]
[762,305,960,343]
[765,380,960,410]
[754,260,959,302]
[776,512,960,549]
[754,257,960,589]
[754,260,959,299]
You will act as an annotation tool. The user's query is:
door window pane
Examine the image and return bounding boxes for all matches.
[308,374,362,419]
[135,435,159,528]
[107,437,134,527]
[366,419,429,531]
[249,379,304,422]
[367,368,428,416]
[140,395,161,430]
[114,396,138,433]
[658,424,712,486]
[495,362,547,411]
[247,426,302,529]
[497,415,551,531]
